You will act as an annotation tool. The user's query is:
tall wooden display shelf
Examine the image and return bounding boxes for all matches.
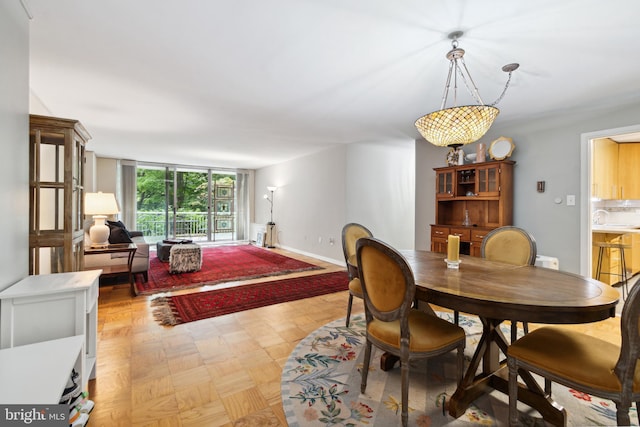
[29,115,91,275]
[431,160,515,257]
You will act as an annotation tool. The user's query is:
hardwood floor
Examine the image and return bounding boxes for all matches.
[87,248,622,426]
[89,249,356,426]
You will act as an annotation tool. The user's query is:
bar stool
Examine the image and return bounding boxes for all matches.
[594,241,631,299]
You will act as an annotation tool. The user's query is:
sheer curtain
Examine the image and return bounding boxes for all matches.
[119,160,138,229]
[235,170,253,241]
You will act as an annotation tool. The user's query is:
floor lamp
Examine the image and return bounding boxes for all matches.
[263,186,277,248]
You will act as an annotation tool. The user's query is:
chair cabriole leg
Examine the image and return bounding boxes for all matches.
[400,352,409,427]
[346,294,354,327]
[360,341,372,394]
[615,400,631,426]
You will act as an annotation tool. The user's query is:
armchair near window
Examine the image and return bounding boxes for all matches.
[83,219,150,282]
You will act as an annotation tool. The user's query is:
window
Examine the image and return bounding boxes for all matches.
[134,164,250,243]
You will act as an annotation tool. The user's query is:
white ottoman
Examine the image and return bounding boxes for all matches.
[169,244,202,274]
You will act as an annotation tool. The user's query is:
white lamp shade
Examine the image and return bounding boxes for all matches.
[85,192,119,215]
[85,192,119,247]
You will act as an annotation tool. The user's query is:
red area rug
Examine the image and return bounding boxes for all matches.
[151,271,349,325]
[135,244,323,295]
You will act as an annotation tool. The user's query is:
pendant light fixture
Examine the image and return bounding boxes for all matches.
[415,31,519,148]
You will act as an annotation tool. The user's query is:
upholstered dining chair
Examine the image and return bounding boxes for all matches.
[507,281,640,426]
[477,226,537,342]
[341,223,373,327]
[356,237,466,427]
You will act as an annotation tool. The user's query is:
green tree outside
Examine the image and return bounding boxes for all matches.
[137,169,235,212]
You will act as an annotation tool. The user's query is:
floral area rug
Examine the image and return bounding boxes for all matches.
[281,313,639,426]
[135,244,322,295]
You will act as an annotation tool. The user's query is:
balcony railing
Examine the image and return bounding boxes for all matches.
[136,211,235,242]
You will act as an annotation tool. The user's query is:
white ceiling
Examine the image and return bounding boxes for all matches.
[26,0,640,169]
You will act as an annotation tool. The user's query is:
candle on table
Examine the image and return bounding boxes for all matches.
[448,235,460,262]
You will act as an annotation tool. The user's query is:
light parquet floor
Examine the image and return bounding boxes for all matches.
[89,248,356,427]
[88,248,623,426]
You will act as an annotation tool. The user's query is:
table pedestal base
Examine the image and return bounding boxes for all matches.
[449,317,567,426]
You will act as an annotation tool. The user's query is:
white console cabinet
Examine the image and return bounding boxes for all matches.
[0,270,100,384]
[0,335,84,404]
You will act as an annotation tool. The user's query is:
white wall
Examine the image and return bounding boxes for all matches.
[255,146,347,263]
[0,1,30,291]
[415,140,441,251]
[255,139,416,265]
[345,140,415,250]
[29,89,52,115]
[84,151,97,193]
[96,158,119,194]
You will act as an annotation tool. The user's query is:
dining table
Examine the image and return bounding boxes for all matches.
[394,250,620,426]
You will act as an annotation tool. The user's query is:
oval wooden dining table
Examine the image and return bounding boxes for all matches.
[397,250,620,426]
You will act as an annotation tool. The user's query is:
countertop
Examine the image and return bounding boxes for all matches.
[592,225,640,234]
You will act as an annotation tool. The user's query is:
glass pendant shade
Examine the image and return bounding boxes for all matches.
[415,31,517,148]
[415,105,499,147]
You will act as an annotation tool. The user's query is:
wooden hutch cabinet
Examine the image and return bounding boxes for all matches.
[29,115,91,275]
[431,160,514,257]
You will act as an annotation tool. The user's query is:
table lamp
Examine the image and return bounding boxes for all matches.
[85,192,119,247]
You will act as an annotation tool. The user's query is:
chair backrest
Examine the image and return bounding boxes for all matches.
[481,226,537,266]
[356,237,415,328]
[341,223,373,267]
[615,280,640,394]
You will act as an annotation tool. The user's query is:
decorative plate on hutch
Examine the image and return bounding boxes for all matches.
[489,136,515,160]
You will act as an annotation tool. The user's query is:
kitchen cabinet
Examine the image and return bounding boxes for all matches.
[592,138,618,199]
[617,143,640,199]
[431,160,515,256]
[592,139,640,199]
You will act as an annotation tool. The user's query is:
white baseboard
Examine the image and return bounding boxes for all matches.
[277,244,344,268]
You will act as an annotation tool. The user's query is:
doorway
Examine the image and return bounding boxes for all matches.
[580,125,640,279]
